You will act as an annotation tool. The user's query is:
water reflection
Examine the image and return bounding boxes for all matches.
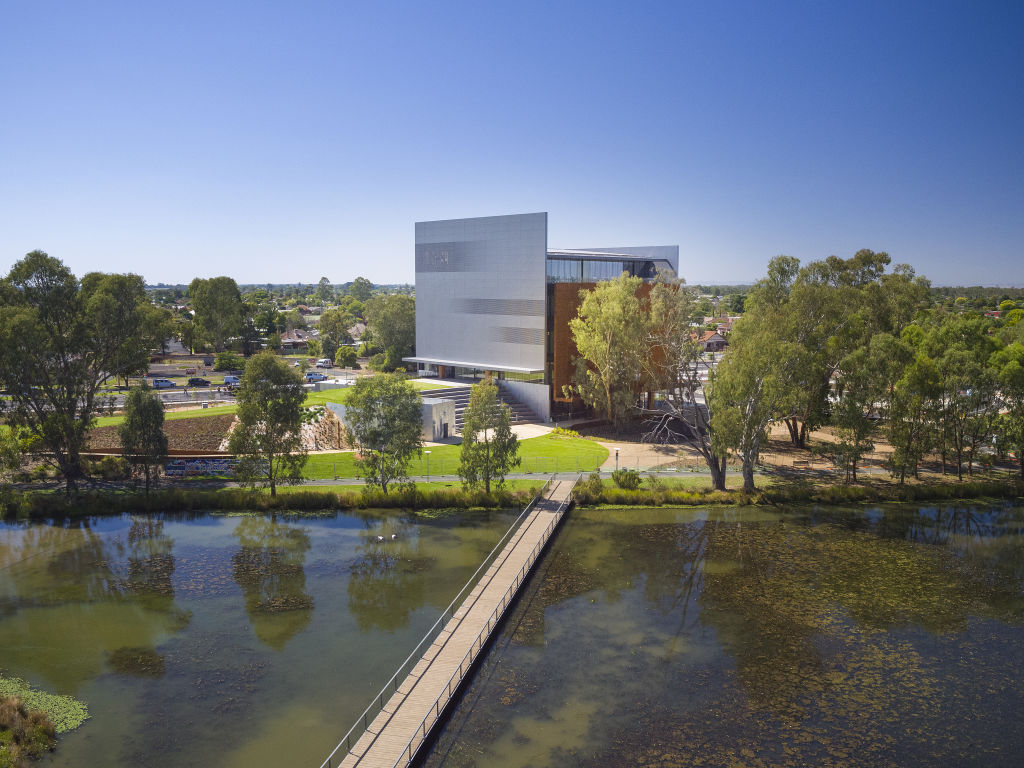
[0,516,188,693]
[231,514,314,650]
[347,518,427,632]
[426,504,1024,768]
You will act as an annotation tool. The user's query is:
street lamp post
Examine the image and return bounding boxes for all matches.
[424,450,432,482]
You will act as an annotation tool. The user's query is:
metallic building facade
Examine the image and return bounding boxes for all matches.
[411,212,548,374]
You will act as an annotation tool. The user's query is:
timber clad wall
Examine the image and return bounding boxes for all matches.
[552,282,591,402]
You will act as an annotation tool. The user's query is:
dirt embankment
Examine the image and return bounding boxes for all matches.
[88,414,237,453]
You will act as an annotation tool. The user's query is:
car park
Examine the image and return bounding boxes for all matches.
[152,378,176,389]
[305,371,328,382]
[188,377,211,387]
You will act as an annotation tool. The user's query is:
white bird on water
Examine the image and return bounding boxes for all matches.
[376,535,384,542]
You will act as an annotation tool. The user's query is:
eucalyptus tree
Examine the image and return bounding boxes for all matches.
[364,294,415,370]
[188,276,243,351]
[826,347,880,483]
[459,378,520,493]
[119,384,168,494]
[227,352,308,496]
[992,342,1024,478]
[343,373,422,493]
[348,276,374,302]
[318,307,355,361]
[710,251,913,491]
[640,276,729,490]
[566,273,647,431]
[0,251,149,494]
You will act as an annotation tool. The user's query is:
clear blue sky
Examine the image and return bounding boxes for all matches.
[2,0,1021,287]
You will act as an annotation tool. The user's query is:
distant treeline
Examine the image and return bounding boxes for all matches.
[694,284,753,296]
[930,285,1024,301]
[145,282,414,293]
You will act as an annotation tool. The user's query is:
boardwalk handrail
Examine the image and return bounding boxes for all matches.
[389,473,580,767]
[317,474,556,768]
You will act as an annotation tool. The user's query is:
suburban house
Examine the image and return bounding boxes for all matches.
[279,329,310,351]
[697,330,728,352]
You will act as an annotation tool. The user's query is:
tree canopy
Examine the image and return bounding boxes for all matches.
[0,251,150,493]
[188,276,243,351]
[365,294,415,370]
[227,352,308,496]
[119,384,168,494]
[343,373,422,493]
[566,273,647,429]
[459,378,520,493]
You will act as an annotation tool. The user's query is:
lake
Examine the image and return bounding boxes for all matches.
[0,508,519,767]
[424,503,1024,768]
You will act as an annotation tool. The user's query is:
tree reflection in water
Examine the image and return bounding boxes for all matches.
[0,516,187,691]
[347,518,425,632]
[231,514,314,650]
[426,506,1024,768]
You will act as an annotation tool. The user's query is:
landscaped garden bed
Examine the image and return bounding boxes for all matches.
[87,414,236,453]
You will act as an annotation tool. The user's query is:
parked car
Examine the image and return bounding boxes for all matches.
[223,375,241,385]
[305,371,328,382]
[316,358,333,368]
[152,378,176,389]
[187,377,211,387]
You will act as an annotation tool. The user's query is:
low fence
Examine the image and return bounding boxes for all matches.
[164,458,240,478]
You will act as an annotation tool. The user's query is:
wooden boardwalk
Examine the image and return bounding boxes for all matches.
[327,479,575,768]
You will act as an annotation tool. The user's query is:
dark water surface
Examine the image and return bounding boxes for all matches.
[424,504,1024,768]
[0,508,518,767]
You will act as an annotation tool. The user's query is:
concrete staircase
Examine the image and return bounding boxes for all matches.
[419,386,540,434]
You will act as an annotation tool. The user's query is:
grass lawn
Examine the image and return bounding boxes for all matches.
[88,379,439,428]
[302,433,609,480]
[269,478,544,494]
[92,404,239,428]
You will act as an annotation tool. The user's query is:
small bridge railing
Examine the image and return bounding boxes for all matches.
[317,474,556,768]
[387,472,580,767]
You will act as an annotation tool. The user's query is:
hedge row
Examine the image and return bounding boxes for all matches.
[572,479,1024,507]
[0,485,540,519]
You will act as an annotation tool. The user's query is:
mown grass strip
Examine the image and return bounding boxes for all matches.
[300,433,609,479]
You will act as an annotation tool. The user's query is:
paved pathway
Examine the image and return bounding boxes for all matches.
[324,480,575,768]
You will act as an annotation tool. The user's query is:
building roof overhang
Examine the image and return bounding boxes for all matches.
[403,356,545,374]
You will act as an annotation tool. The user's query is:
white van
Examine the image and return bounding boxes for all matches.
[316,358,332,368]
[223,375,241,385]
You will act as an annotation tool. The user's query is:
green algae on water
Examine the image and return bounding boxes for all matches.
[0,676,89,733]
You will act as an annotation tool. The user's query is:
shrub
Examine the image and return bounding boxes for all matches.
[367,353,388,372]
[0,695,57,763]
[645,473,665,491]
[611,468,641,490]
[550,427,580,438]
[334,346,358,368]
[84,456,130,480]
[214,351,244,371]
